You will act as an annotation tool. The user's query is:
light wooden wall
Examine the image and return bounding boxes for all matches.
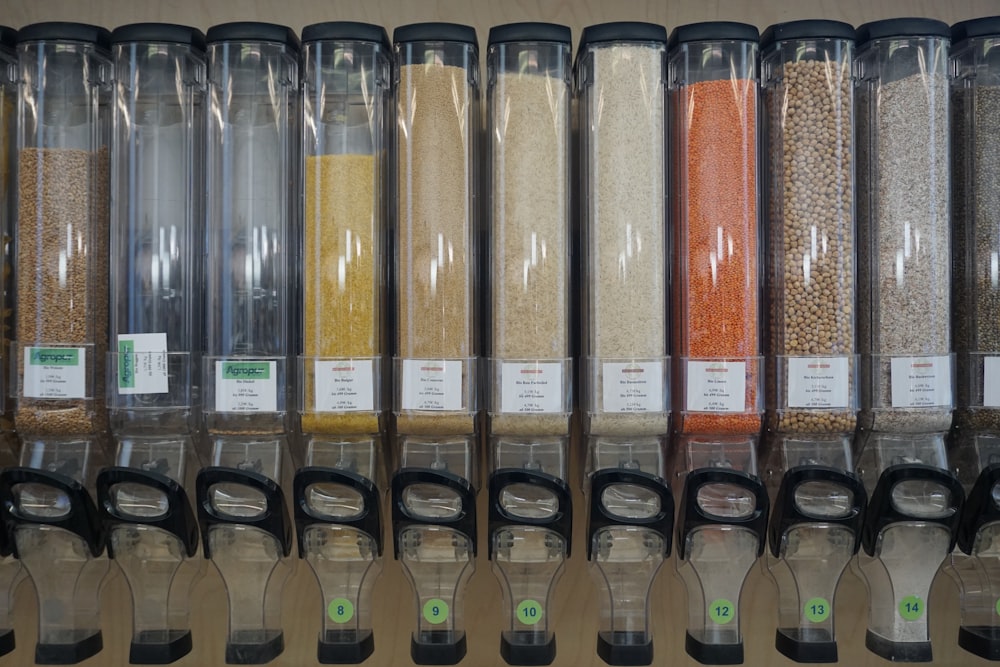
[6,1,1000,666]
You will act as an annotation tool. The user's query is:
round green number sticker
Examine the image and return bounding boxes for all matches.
[328,598,354,624]
[996,598,1000,617]
[516,600,543,625]
[423,598,449,625]
[804,598,830,623]
[899,596,924,621]
[709,599,736,625]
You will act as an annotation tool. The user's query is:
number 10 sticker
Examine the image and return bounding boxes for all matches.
[516,600,543,625]
[709,598,735,625]
[423,598,449,624]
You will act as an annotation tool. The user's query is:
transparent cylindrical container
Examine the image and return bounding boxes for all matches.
[300,22,390,439]
[762,21,857,445]
[669,22,762,439]
[14,23,112,438]
[203,22,299,437]
[0,27,15,449]
[393,23,479,437]
[952,17,1000,441]
[109,24,206,439]
[578,22,669,439]
[487,23,572,440]
[855,19,953,437]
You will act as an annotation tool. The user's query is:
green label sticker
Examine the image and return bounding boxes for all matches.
[423,598,449,624]
[996,598,1000,617]
[804,597,831,623]
[328,598,354,624]
[222,361,271,380]
[118,340,135,388]
[899,596,924,621]
[29,348,79,366]
[516,600,543,625]
[709,599,735,625]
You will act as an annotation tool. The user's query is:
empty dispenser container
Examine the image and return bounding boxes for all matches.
[576,22,672,666]
[947,15,1000,662]
[6,21,114,665]
[391,23,480,666]
[196,22,299,665]
[297,20,391,664]
[100,22,208,664]
[668,21,767,665]
[854,17,962,662]
[486,22,573,666]
[760,20,866,663]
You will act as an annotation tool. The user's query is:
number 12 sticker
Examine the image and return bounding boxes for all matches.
[709,598,735,625]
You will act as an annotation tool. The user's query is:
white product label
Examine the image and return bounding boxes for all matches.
[215,360,277,412]
[401,359,463,411]
[116,333,169,395]
[686,360,747,413]
[500,362,564,413]
[314,360,374,412]
[23,347,87,399]
[786,357,850,409]
[890,355,952,408]
[983,357,1000,408]
[601,361,665,413]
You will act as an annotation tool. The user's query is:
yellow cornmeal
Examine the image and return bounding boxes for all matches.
[302,153,379,434]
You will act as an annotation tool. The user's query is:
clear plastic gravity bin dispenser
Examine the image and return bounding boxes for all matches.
[196,21,299,666]
[486,21,574,667]
[0,23,21,660]
[945,15,1000,662]
[391,21,480,667]
[99,22,207,664]
[759,19,867,663]
[297,20,391,665]
[668,20,767,666]
[576,20,671,667]
[3,21,114,665]
[854,17,962,664]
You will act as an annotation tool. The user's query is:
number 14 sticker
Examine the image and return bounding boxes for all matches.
[899,595,924,621]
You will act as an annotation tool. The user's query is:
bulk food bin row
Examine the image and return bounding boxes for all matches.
[0,13,996,667]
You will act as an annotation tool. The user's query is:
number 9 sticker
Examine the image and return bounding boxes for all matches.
[423,598,450,624]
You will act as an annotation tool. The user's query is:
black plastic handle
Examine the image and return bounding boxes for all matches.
[489,468,572,560]
[768,465,866,558]
[0,467,105,558]
[678,468,769,560]
[861,463,964,557]
[587,469,673,561]
[293,466,383,557]
[96,467,199,558]
[958,463,1000,556]
[195,467,292,558]
[391,468,477,559]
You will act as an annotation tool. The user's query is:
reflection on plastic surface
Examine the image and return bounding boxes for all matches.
[110,482,170,519]
[590,526,664,646]
[401,483,463,520]
[599,483,661,521]
[890,479,955,519]
[499,483,559,520]
[13,483,71,519]
[305,482,365,520]
[793,480,855,520]
[695,483,755,519]
[209,483,268,518]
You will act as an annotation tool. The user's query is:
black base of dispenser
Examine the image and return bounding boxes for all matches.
[318,629,375,664]
[775,628,837,663]
[685,632,743,665]
[225,630,284,664]
[959,626,1000,661]
[411,630,467,665]
[0,629,14,658]
[36,631,103,664]
[597,631,653,666]
[130,630,193,664]
[501,631,556,665]
[865,630,932,662]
